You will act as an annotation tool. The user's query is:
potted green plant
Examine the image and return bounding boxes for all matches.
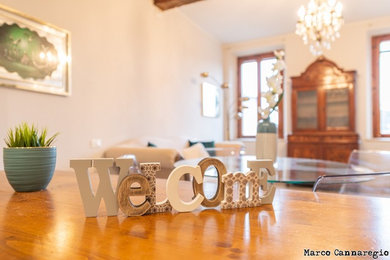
[3,123,59,192]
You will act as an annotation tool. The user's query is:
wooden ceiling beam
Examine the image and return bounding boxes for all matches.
[154,0,203,11]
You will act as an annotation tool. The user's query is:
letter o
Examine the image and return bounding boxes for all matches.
[192,158,226,207]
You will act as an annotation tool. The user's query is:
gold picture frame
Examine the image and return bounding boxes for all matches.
[0,4,71,96]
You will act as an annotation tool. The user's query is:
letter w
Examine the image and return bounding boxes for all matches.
[70,158,133,217]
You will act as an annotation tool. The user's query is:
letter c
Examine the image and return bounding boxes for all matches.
[167,166,204,212]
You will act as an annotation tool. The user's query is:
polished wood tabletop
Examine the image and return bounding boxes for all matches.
[0,170,390,259]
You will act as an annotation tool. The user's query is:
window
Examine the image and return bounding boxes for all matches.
[372,34,390,137]
[237,52,283,138]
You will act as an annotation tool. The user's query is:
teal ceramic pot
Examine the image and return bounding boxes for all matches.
[3,147,56,192]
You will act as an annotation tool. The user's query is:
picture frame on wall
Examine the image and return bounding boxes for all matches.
[201,82,220,118]
[0,4,71,96]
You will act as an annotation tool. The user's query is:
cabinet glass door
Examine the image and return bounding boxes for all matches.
[297,90,318,129]
[326,87,349,128]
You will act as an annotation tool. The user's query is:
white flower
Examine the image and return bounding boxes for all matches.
[273,60,285,71]
[262,91,273,101]
[258,107,271,119]
[267,77,277,89]
[258,50,285,120]
[274,50,285,59]
[268,97,277,108]
[276,74,283,82]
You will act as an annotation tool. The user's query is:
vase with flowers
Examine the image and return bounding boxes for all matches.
[256,50,285,162]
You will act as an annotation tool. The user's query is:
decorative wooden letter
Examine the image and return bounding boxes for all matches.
[117,174,151,216]
[247,160,276,204]
[220,171,259,210]
[114,158,137,194]
[220,159,276,209]
[70,158,120,217]
[192,158,226,207]
[167,165,204,212]
[141,163,172,214]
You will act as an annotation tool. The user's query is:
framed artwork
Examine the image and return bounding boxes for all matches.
[201,82,220,118]
[0,4,71,96]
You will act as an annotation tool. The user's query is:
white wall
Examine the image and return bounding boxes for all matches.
[223,16,390,155]
[0,0,223,170]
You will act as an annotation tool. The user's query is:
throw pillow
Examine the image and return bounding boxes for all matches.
[189,140,215,156]
[147,142,157,147]
[181,143,209,160]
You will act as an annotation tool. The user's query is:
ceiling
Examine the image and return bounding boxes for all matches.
[178,0,390,43]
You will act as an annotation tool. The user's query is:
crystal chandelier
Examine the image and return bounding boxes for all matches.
[296,0,343,56]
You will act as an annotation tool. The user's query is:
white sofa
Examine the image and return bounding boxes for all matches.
[103,136,244,178]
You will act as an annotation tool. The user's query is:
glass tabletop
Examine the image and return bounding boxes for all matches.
[174,156,358,185]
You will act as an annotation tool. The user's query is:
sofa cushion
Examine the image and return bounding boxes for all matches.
[182,143,209,160]
[136,136,189,151]
[147,142,157,147]
[189,140,215,156]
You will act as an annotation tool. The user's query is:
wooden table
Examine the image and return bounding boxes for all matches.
[1,171,390,259]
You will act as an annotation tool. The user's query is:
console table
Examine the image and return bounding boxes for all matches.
[0,171,389,258]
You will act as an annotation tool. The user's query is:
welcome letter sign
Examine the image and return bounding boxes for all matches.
[70,157,275,217]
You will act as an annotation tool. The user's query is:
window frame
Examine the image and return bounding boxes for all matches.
[372,34,390,137]
[237,52,284,138]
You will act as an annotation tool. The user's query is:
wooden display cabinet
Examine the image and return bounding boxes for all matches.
[288,57,359,163]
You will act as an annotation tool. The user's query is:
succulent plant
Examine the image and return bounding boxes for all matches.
[4,122,59,147]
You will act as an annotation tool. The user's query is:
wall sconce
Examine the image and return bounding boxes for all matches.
[200,72,229,89]
[235,97,249,119]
